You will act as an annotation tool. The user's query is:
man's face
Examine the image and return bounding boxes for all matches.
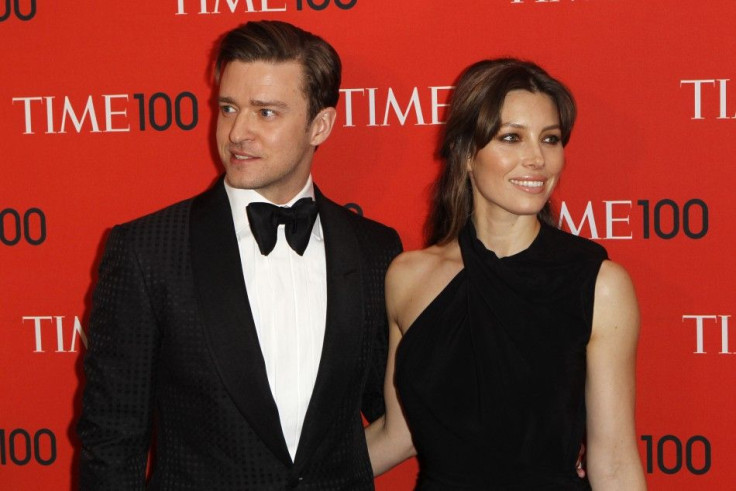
[216,60,335,204]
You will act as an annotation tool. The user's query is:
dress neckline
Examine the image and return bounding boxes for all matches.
[464,219,546,263]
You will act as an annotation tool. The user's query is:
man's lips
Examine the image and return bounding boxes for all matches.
[230,150,261,161]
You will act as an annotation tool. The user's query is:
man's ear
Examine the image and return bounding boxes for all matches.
[309,107,337,146]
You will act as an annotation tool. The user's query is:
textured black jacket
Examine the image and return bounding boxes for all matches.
[78,178,402,490]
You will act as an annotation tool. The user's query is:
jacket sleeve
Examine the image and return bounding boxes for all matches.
[361,228,403,423]
[77,224,159,490]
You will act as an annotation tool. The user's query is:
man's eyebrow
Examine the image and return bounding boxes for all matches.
[250,99,289,109]
[217,97,290,109]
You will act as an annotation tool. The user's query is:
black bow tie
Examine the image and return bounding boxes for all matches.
[246,198,319,256]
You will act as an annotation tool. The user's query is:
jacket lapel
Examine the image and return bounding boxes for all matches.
[294,188,365,469]
[189,177,292,466]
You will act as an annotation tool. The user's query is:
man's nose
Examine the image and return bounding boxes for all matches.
[229,112,255,143]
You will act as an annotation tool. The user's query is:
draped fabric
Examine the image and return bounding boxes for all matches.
[395,221,607,490]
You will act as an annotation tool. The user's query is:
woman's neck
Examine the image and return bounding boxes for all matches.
[471,213,541,258]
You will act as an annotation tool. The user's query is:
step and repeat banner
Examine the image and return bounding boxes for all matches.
[2,1,735,489]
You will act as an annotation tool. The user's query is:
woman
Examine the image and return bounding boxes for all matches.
[366,58,646,490]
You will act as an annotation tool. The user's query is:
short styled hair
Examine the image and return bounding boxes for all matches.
[215,20,342,122]
[426,58,577,246]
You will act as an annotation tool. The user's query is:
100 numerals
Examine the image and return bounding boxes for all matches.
[0,0,35,21]
[296,0,356,10]
[641,434,710,475]
[0,429,56,466]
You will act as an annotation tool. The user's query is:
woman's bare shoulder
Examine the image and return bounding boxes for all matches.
[386,242,464,332]
[591,259,639,341]
[388,242,462,284]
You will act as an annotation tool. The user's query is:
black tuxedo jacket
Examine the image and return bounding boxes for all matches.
[78,178,402,490]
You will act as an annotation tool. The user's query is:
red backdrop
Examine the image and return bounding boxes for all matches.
[2,1,735,489]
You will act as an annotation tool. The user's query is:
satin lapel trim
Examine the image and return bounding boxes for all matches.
[294,189,364,468]
[189,178,292,466]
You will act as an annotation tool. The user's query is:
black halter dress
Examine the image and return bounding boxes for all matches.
[395,221,607,490]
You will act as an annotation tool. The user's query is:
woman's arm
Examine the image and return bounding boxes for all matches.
[365,259,417,476]
[585,260,647,490]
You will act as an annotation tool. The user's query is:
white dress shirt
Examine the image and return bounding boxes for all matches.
[224,176,327,461]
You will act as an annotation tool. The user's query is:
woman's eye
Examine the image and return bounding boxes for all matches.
[499,133,519,142]
[544,134,561,144]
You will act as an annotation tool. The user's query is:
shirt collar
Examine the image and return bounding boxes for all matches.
[224,175,323,241]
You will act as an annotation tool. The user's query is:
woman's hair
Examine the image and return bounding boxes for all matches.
[425,58,576,246]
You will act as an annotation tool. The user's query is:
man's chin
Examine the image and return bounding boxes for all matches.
[223,167,259,189]
[223,175,249,190]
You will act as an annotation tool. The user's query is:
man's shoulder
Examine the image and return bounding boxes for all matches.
[318,191,398,239]
[317,191,403,266]
[345,207,397,238]
[115,196,195,234]
[115,182,219,233]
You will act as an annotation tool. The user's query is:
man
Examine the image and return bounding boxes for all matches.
[77,20,401,490]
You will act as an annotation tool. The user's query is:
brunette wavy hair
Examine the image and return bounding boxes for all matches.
[425,58,576,246]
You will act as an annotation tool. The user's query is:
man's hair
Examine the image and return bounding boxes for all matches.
[215,20,342,122]
[426,58,577,246]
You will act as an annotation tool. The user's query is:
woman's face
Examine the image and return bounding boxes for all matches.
[467,89,564,221]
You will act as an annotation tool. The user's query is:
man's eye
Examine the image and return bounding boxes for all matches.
[220,105,235,114]
[260,109,276,118]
